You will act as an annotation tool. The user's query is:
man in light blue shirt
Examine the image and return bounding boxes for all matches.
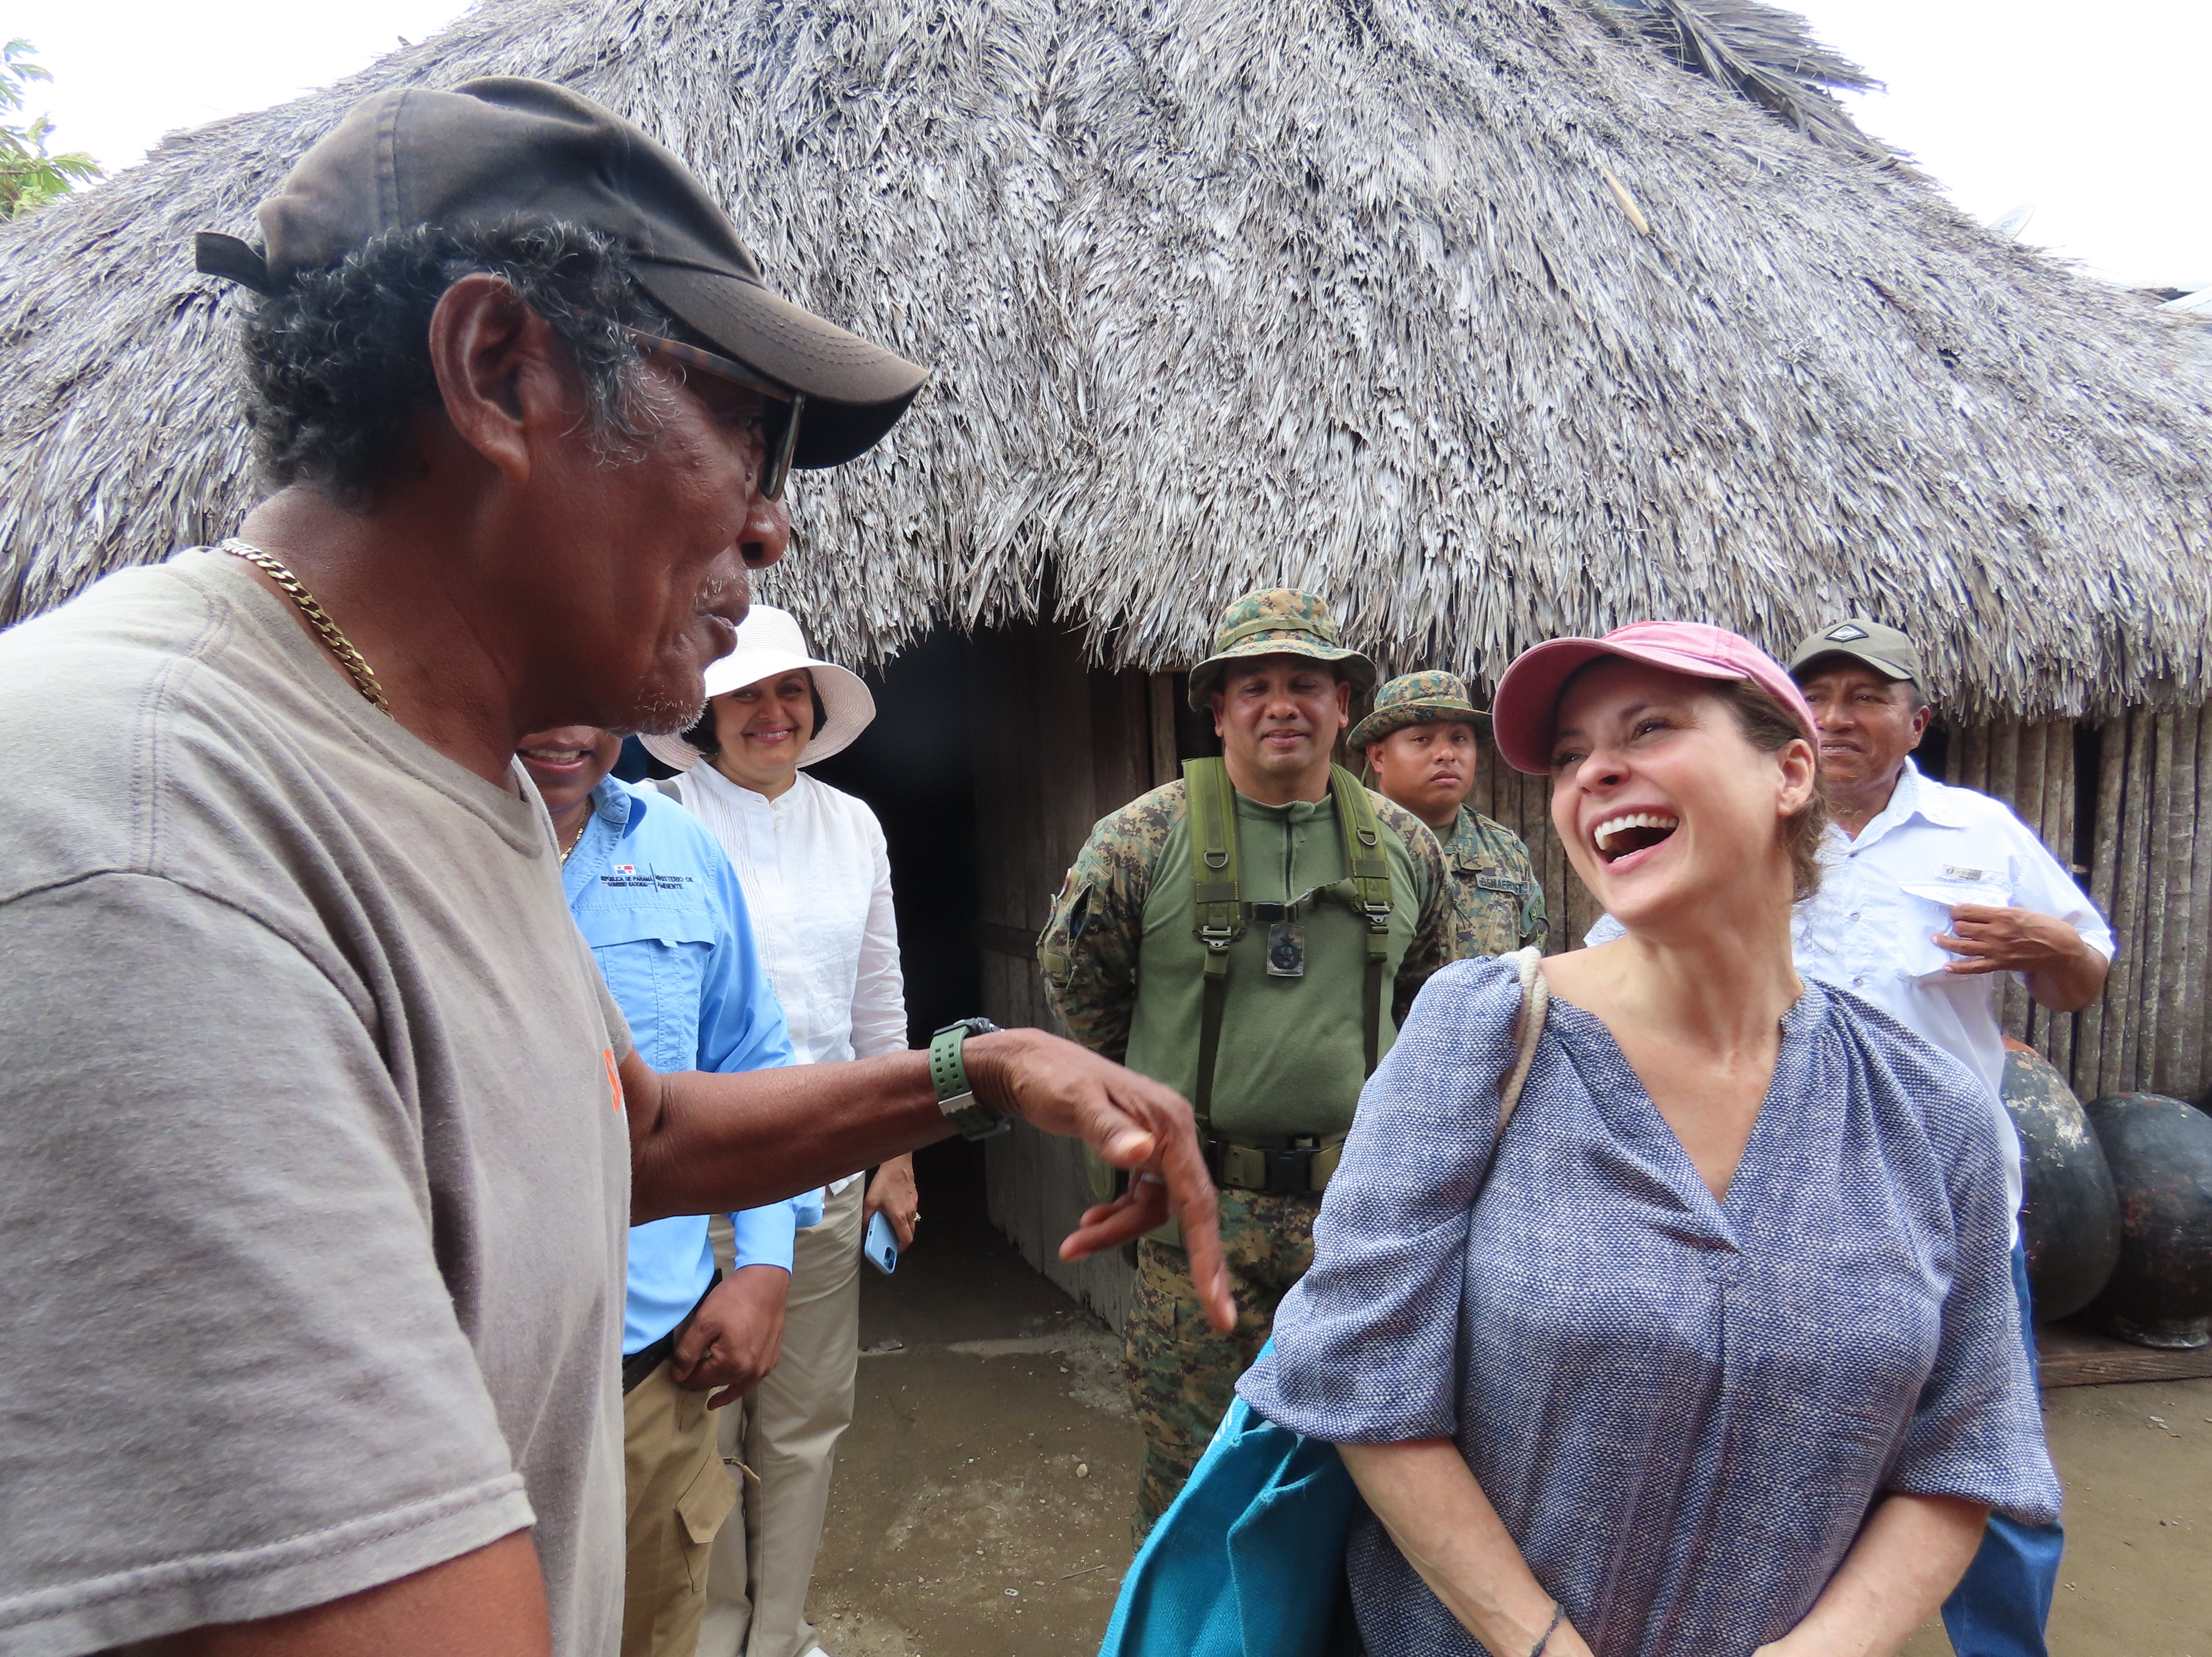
[520,726,819,1657]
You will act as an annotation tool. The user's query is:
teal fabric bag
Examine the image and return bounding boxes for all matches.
[1095,948,1550,1657]
[1096,1363,1355,1657]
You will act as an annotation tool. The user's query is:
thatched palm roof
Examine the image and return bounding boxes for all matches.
[3,0,2208,720]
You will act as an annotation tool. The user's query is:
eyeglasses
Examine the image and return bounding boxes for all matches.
[627,330,807,502]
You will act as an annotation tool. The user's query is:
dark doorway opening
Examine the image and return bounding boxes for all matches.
[809,632,988,1224]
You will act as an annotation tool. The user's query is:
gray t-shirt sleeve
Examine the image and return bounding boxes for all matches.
[0,873,533,1652]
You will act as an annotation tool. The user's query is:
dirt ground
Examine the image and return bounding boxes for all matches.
[805,1160,2212,1657]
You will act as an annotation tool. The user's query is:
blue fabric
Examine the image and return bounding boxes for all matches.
[1240,956,2059,1657]
[1099,1371,1355,1657]
[561,777,804,1354]
[1941,1242,2062,1657]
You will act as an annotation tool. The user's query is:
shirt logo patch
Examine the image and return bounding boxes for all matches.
[613,864,636,874]
[1941,864,1991,882]
[1825,624,1870,642]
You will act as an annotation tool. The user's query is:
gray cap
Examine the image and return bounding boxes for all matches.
[194,78,928,469]
[1787,618,1922,684]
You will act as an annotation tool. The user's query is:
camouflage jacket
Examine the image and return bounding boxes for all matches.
[1438,806,1547,958]
[1038,777,1451,1089]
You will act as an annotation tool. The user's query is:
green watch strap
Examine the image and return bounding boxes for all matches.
[930,1018,1011,1141]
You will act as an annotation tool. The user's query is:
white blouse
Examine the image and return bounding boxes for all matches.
[673,765,909,1195]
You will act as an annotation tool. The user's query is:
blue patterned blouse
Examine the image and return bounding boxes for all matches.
[1240,956,2059,1657]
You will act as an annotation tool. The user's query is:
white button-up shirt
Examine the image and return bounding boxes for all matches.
[672,764,909,1193]
[1587,759,2114,1236]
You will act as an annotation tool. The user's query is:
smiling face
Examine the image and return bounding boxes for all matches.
[1548,659,1817,933]
[1211,655,1352,803]
[514,725,625,816]
[1366,720,1480,829]
[1794,660,1929,796]
[707,668,816,795]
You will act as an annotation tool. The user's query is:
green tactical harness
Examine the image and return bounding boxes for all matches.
[1185,758,1392,1192]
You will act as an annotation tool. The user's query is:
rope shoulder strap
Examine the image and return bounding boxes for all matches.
[1499,945,1549,1127]
[1459,947,1549,1218]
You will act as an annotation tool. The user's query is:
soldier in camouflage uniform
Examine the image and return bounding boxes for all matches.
[1353,670,1547,958]
[1037,590,1452,1532]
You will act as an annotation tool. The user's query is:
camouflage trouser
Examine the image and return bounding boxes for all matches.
[1123,1188,1319,1534]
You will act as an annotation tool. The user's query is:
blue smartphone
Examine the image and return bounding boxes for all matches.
[863,1210,899,1276]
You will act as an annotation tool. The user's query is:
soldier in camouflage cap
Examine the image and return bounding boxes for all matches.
[1040,588,1449,1533]
[1358,671,1547,960]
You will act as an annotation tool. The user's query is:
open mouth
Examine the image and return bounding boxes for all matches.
[1593,812,1679,864]
[520,746,592,769]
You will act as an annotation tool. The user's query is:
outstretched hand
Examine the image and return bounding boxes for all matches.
[964,1029,1234,1333]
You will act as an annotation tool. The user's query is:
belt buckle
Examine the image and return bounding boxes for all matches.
[1264,1143,1318,1193]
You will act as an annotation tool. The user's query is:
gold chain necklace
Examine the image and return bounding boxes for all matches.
[221,539,392,716]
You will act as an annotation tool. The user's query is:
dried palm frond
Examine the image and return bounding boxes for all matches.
[2,0,2208,722]
[1588,0,1889,159]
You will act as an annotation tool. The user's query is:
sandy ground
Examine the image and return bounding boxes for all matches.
[804,1178,2212,1657]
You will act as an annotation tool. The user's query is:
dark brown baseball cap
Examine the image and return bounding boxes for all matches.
[194,77,927,469]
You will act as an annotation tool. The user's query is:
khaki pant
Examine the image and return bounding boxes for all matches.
[1124,1187,1318,1533]
[698,1177,866,1657]
[623,1356,739,1657]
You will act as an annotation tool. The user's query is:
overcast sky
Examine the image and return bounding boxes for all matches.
[7,0,2205,291]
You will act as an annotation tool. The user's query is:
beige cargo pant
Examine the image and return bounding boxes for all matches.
[622,1356,739,1657]
[697,1176,866,1657]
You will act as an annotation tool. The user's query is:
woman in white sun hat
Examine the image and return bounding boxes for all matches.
[643,604,910,1657]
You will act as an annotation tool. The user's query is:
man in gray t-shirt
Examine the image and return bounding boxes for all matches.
[0,82,1231,1657]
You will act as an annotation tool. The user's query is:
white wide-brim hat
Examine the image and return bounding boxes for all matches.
[640,603,875,771]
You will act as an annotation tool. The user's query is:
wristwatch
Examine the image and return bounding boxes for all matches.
[930,1016,1011,1141]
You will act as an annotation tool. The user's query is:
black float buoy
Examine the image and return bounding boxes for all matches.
[2001,1044,2120,1323]
[2085,1092,2212,1350]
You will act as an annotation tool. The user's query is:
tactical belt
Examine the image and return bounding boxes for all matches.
[1208,1134,1346,1195]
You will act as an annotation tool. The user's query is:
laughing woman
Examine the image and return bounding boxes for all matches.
[1240,623,2058,1657]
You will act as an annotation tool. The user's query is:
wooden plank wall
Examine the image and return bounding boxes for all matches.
[2071,705,2212,1103]
[970,623,1175,1329]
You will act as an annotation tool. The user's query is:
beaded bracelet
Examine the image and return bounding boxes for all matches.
[1529,1599,1567,1657]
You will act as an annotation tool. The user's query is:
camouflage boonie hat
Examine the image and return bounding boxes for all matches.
[1349,669,1488,751]
[1185,589,1377,709]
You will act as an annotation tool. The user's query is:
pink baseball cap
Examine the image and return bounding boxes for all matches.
[1490,621,1820,774]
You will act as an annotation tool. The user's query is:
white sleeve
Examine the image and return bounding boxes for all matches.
[848,805,910,1059]
[2005,814,2114,960]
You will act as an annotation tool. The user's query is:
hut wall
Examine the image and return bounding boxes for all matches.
[971,624,1176,1329]
[2068,704,2212,1103]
